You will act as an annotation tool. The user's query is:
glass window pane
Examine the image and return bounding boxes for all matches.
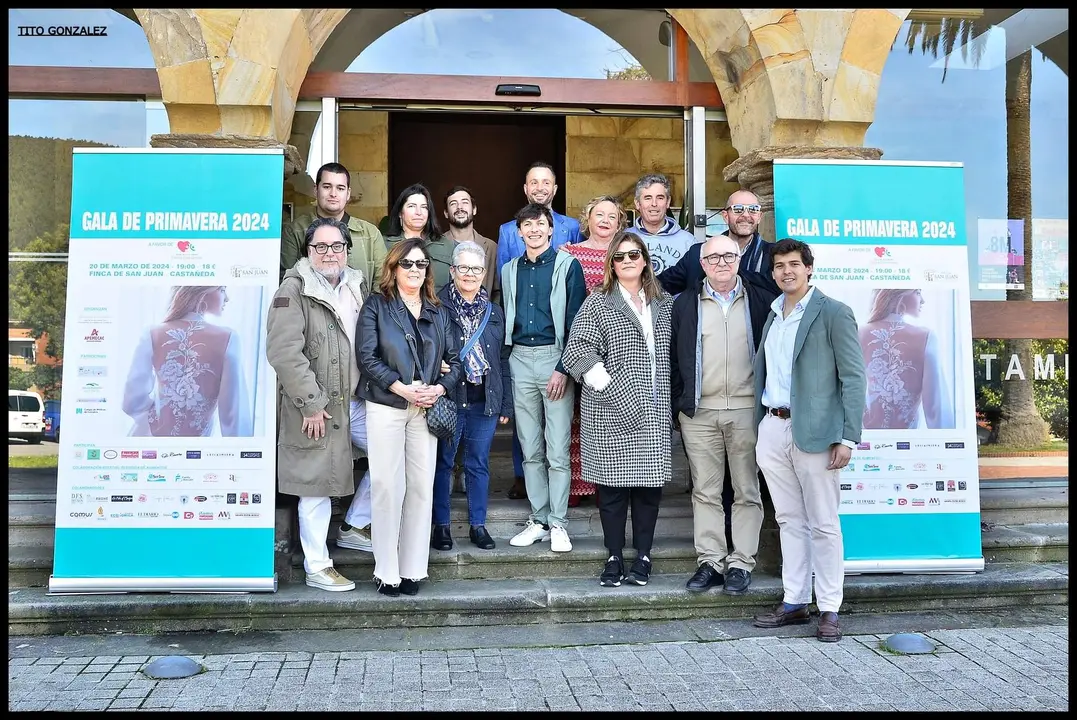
[8,9,154,68]
[323,9,668,80]
[868,11,1068,302]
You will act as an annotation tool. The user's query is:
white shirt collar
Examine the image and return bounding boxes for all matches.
[771,285,816,316]
[617,282,647,304]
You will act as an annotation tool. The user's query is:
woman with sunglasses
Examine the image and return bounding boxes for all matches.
[561,231,674,588]
[560,194,628,508]
[356,239,462,596]
[430,241,513,552]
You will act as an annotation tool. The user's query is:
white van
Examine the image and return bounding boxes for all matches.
[9,389,45,444]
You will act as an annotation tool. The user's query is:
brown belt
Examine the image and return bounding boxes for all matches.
[766,406,791,419]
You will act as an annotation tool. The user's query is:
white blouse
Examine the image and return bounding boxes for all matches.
[618,282,655,388]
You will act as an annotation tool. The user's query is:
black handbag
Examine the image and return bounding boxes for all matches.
[403,317,458,441]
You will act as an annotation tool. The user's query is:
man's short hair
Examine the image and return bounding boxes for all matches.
[634,173,672,202]
[303,216,352,254]
[526,161,556,183]
[444,184,475,207]
[771,237,814,269]
[316,162,350,187]
[515,203,554,229]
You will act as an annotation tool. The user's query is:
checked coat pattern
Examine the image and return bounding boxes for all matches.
[560,287,674,488]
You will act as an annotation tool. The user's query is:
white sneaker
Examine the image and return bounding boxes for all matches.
[337,524,372,552]
[550,525,572,553]
[509,520,550,547]
[305,566,355,592]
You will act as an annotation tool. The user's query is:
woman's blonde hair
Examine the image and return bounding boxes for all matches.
[866,289,921,324]
[599,231,664,301]
[377,238,439,304]
[578,195,627,239]
[162,286,225,323]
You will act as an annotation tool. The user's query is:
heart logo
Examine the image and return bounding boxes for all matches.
[873,246,886,257]
[177,241,190,252]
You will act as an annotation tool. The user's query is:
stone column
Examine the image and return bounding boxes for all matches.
[149,133,305,178]
[722,145,884,242]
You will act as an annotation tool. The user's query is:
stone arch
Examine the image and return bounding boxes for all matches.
[133,8,909,161]
[671,9,910,156]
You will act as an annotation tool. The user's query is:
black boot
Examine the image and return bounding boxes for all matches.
[469,525,496,550]
[431,524,453,551]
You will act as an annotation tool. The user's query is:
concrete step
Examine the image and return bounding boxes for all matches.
[7,561,1067,637]
[978,486,1068,526]
[981,523,1069,564]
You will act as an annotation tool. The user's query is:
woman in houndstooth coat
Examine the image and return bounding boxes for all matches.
[561,230,674,589]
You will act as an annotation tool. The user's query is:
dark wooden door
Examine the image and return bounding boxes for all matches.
[389,112,565,242]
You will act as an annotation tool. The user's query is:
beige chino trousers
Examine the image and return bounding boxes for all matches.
[366,400,438,586]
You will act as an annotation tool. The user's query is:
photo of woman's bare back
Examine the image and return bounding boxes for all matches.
[860,289,955,430]
[122,285,253,437]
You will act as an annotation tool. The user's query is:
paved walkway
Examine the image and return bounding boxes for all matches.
[9,624,1067,711]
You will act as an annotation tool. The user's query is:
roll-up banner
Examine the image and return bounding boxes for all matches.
[773,159,983,574]
[50,148,283,593]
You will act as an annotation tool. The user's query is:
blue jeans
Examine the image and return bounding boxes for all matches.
[433,402,499,527]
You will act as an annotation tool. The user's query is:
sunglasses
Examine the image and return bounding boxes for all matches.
[453,265,485,276]
[612,249,643,263]
[398,258,430,270]
[723,203,762,215]
[310,242,346,255]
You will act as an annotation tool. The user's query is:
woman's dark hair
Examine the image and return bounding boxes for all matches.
[378,238,439,305]
[303,216,351,254]
[386,183,441,241]
[770,237,814,273]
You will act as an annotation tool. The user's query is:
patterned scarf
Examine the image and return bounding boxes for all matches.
[449,283,492,384]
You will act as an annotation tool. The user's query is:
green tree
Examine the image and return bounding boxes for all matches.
[605,63,651,81]
[29,364,64,401]
[9,366,33,391]
[9,224,70,359]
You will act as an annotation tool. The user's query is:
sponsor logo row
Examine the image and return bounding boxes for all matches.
[68,509,262,520]
[70,491,262,505]
[840,481,968,492]
[79,472,247,484]
[841,497,968,507]
[855,441,967,451]
[76,448,263,460]
[843,462,964,473]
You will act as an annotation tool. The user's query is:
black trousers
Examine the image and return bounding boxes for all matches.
[596,485,663,559]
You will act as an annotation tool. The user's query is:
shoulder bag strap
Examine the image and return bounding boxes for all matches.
[458,302,493,360]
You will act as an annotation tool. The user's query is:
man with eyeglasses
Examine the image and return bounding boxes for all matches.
[267,216,371,592]
[671,234,776,598]
[439,185,499,302]
[658,190,780,297]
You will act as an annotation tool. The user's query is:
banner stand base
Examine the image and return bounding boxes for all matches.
[845,558,985,575]
[48,574,278,594]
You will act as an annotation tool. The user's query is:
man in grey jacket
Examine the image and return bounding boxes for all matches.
[266,217,369,592]
[750,238,866,642]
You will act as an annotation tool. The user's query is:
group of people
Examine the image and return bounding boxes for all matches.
[265,159,868,643]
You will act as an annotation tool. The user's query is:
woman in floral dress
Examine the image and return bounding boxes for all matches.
[559,195,627,506]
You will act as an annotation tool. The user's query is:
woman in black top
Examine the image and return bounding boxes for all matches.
[356,238,462,596]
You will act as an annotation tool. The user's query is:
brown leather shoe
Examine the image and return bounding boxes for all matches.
[816,611,842,642]
[752,603,811,629]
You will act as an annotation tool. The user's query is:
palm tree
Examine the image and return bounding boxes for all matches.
[906,16,1048,445]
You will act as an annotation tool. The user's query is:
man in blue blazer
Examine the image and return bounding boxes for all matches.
[750,238,866,643]
[496,161,583,500]
[496,161,583,274]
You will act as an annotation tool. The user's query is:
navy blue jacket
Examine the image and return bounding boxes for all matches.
[437,283,514,420]
[658,232,779,297]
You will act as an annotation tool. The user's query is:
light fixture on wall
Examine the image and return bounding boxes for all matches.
[659,19,672,47]
[495,83,541,97]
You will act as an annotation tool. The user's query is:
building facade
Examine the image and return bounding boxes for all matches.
[8,8,1068,448]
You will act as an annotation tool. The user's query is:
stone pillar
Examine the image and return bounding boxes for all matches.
[722,145,884,242]
[149,133,305,178]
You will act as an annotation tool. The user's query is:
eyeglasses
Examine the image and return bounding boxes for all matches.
[311,242,346,255]
[723,203,762,215]
[398,258,430,270]
[702,252,740,266]
[612,249,643,263]
[453,264,484,276]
